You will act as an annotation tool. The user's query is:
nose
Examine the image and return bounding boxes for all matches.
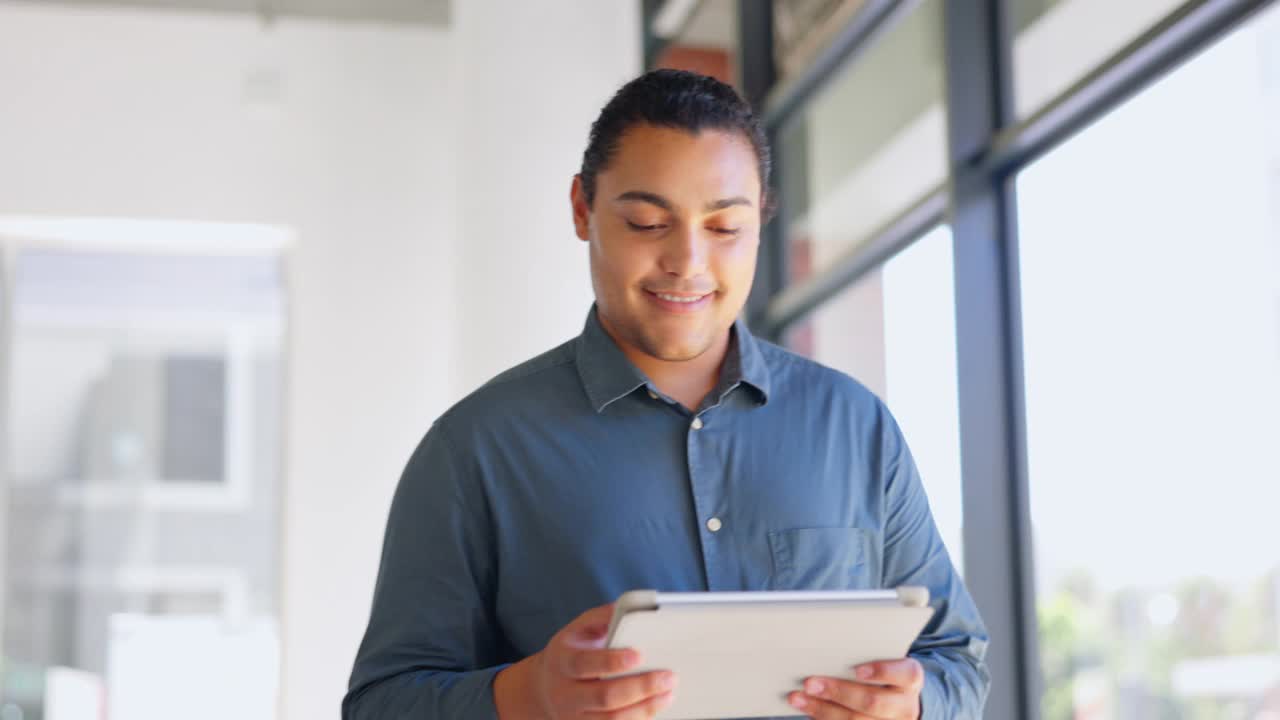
[657,222,709,280]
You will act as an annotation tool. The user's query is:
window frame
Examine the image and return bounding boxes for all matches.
[642,1,1278,717]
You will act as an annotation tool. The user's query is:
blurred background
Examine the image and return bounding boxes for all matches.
[0,1,1275,719]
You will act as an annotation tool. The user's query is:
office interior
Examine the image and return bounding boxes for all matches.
[0,0,1277,718]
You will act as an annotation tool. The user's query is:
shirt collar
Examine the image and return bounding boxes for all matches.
[575,305,772,413]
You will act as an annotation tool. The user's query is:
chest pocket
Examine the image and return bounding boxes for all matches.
[768,527,876,590]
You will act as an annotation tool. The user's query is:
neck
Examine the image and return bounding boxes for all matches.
[600,315,732,412]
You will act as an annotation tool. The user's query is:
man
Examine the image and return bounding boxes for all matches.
[344,69,989,720]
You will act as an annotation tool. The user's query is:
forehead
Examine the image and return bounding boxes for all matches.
[600,124,761,201]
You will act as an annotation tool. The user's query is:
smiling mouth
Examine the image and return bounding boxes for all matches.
[652,291,709,303]
[644,289,716,312]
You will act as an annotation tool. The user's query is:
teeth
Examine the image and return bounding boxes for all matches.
[656,293,705,303]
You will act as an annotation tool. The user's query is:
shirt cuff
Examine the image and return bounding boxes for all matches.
[919,668,944,720]
[473,663,514,719]
[423,663,511,719]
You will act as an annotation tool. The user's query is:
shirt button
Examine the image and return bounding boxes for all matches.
[647,390,659,400]
[691,417,704,430]
[706,517,722,533]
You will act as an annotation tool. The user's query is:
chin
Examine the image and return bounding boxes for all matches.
[643,335,712,362]
[655,349,704,362]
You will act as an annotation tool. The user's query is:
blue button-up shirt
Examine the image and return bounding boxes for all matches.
[344,307,989,719]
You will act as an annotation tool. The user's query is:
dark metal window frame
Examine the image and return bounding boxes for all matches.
[643,0,1274,716]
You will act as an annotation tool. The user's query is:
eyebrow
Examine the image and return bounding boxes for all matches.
[613,191,755,213]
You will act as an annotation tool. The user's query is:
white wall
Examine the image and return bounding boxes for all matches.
[452,0,642,392]
[0,4,454,719]
[0,1,642,717]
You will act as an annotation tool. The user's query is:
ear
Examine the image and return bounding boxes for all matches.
[570,175,591,242]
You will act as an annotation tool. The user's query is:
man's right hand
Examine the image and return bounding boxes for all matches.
[494,603,678,720]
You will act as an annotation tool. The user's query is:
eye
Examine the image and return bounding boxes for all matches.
[626,220,666,232]
[709,227,741,236]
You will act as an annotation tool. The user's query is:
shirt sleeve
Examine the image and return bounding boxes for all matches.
[342,422,510,719]
[876,402,991,720]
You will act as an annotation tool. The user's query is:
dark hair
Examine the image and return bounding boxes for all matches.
[579,68,774,221]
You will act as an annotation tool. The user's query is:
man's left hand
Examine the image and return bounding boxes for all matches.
[786,658,925,720]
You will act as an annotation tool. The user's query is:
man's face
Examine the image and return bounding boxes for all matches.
[571,124,762,362]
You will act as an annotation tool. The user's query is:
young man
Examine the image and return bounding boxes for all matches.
[344,70,988,720]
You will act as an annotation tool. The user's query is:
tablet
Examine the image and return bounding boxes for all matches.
[604,587,933,720]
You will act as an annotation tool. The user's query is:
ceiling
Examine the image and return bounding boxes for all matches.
[9,0,450,26]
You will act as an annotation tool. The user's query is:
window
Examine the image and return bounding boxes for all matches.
[773,0,877,81]
[1,229,287,720]
[1017,5,1280,717]
[781,0,947,283]
[649,0,870,88]
[791,227,964,569]
[650,0,737,85]
[1011,0,1185,117]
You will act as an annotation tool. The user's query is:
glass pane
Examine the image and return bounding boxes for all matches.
[783,0,947,283]
[788,227,964,569]
[1017,5,1280,718]
[651,0,737,85]
[774,1,876,82]
[651,0,873,89]
[2,246,286,720]
[1012,0,1184,118]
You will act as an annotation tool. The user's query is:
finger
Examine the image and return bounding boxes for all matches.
[852,659,926,691]
[562,646,644,679]
[577,670,678,711]
[802,677,914,720]
[563,603,618,644]
[586,689,676,719]
[787,691,875,720]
